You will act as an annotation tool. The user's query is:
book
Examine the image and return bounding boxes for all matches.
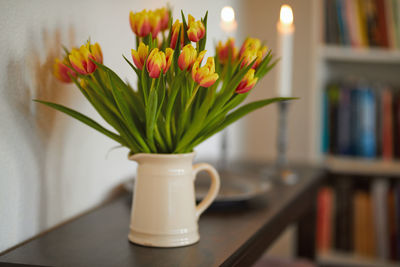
[393,90,400,158]
[322,89,330,154]
[327,84,340,154]
[382,88,394,159]
[375,0,390,47]
[357,86,377,158]
[386,0,397,48]
[334,178,353,252]
[354,190,376,257]
[371,179,390,260]
[337,86,352,155]
[388,189,397,260]
[316,187,335,251]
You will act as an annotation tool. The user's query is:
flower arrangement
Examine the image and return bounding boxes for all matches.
[36,7,293,154]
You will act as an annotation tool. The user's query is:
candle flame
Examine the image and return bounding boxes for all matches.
[280,5,293,25]
[221,6,235,23]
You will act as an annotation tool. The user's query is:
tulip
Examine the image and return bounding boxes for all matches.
[131,42,149,70]
[239,48,257,69]
[149,11,162,38]
[239,37,262,58]
[129,10,151,37]
[164,48,174,74]
[191,57,219,88]
[235,69,258,94]
[53,58,75,83]
[216,38,237,64]
[69,42,103,75]
[146,48,166,78]
[170,20,184,49]
[253,45,268,69]
[178,44,197,71]
[187,14,205,42]
[157,7,170,31]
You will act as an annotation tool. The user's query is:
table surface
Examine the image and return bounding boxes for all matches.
[0,163,323,267]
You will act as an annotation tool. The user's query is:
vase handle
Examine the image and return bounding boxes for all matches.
[193,163,220,219]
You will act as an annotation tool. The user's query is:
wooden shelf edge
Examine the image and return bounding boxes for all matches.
[319,45,400,64]
[317,251,399,267]
[324,156,400,176]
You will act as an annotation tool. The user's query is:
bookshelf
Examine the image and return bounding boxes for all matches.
[320,45,400,64]
[310,0,400,266]
[325,156,400,176]
[318,251,400,267]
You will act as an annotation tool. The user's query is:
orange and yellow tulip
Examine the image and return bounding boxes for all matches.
[146,48,166,78]
[216,38,238,64]
[129,10,151,37]
[69,42,103,75]
[157,7,170,31]
[178,44,197,71]
[165,48,174,74]
[170,20,184,49]
[187,14,205,42]
[239,37,262,58]
[191,57,219,88]
[239,48,257,69]
[131,42,149,70]
[235,69,258,94]
[53,58,75,83]
[253,45,268,69]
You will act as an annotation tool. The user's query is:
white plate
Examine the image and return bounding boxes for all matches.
[122,170,271,203]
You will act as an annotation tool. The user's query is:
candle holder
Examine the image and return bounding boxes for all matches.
[274,100,298,185]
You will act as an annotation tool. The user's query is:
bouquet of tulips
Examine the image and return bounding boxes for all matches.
[37,7,292,154]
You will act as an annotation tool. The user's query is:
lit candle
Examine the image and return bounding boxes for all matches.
[220,6,237,36]
[276,5,294,97]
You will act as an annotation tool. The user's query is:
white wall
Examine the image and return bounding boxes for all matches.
[0,0,241,252]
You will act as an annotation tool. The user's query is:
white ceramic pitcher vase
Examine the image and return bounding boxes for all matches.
[128,152,220,247]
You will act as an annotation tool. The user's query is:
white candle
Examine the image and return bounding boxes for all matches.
[276,5,294,97]
[220,6,237,36]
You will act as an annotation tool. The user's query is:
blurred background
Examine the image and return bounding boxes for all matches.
[1,0,400,266]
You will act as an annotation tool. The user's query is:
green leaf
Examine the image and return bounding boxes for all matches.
[34,100,127,146]
[191,97,297,148]
[180,10,190,45]
[123,55,141,77]
[108,72,150,153]
[198,11,208,51]
[174,87,215,152]
[146,89,158,152]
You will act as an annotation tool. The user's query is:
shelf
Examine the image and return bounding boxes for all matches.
[318,251,399,267]
[324,156,400,176]
[319,45,400,64]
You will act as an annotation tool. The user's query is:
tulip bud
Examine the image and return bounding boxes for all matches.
[129,10,151,37]
[146,48,166,78]
[53,58,76,83]
[191,57,219,88]
[187,14,205,42]
[131,42,149,70]
[178,44,197,71]
[164,48,174,74]
[239,48,257,69]
[149,11,162,38]
[216,38,237,64]
[69,41,103,75]
[235,69,258,94]
[170,20,184,49]
[239,38,262,58]
[157,7,170,31]
[253,45,268,69]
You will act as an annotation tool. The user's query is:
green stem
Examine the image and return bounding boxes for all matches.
[185,84,200,111]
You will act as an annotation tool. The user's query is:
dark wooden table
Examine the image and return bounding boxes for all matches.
[0,164,323,267]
